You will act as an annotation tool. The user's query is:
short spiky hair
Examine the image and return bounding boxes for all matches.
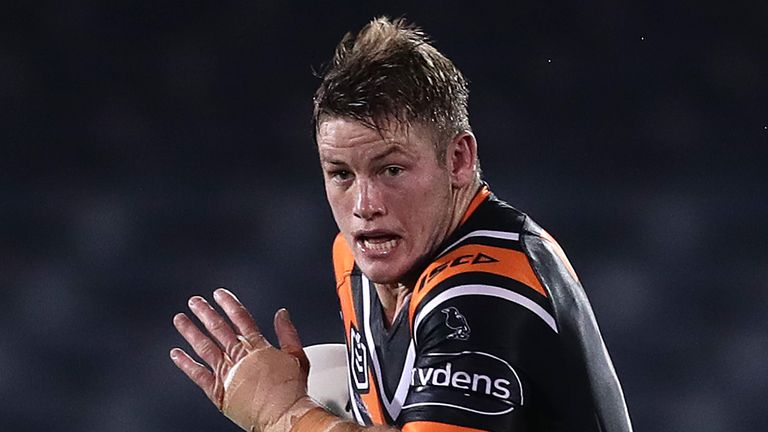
[313,17,471,154]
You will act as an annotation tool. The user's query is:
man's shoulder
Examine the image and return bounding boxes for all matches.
[463,192,579,285]
[406,195,560,330]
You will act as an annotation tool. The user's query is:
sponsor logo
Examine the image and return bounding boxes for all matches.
[441,306,471,340]
[411,361,512,399]
[349,325,369,392]
[407,351,522,415]
[418,252,499,289]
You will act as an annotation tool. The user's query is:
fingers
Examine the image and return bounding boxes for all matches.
[170,347,219,406]
[274,308,310,376]
[213,288,269,349]
[187,296,240,357]
[173,312,225,368]
[274,308,303,350]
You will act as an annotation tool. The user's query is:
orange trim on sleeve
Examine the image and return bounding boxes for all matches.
[459,185,490,225]
[410,244,547,322]
[402,421,488,432]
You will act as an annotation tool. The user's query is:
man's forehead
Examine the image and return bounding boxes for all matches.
[317,117,412,146]
[318,116,443,154]
[318,138,413,165]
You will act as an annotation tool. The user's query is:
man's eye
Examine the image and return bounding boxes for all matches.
[384,166,404,176]
[331,170,352,181]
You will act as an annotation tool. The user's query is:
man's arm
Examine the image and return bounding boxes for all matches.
[170,288,397,432]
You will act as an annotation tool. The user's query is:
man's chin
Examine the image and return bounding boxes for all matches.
[358,261,405,285]
[360,269,402,285]
[359,261,421,288]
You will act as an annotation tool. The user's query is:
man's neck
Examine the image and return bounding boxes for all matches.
[374,282,412,328]
[445,179,483,245]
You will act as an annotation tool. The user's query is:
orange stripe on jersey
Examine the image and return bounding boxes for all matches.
[541,230,580,283]
[332,233,387,425]
[333,233,357,334]
[409,244,547,322]
[333,233,355,289]
[362,371,386,425]
[459,185,490,225]
[403,421,488,432]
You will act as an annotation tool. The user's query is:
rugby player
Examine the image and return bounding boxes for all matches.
[170,17,633,432]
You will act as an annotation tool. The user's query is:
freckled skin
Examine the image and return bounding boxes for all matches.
[317,117,476,290]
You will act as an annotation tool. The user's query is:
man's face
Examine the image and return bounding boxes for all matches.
[317,117,455,285]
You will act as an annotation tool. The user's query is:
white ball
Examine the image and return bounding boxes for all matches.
[305,343,352,419]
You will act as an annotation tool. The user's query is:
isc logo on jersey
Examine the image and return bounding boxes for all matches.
[407,351,522,415]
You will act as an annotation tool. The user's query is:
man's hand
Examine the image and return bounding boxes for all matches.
[170,288,317,432]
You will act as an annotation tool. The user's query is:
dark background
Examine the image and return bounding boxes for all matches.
[2,2,766,431]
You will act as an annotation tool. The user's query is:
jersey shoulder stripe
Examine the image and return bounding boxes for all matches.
[415,243,546,299]
[437,229,522,257]
[407,190,558,337]
[409,241,549,325]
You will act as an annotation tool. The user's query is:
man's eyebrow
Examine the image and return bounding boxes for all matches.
[318,152,347,165]
[370,144,411,162]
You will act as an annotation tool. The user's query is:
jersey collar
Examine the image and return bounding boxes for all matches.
[459,183,491,226]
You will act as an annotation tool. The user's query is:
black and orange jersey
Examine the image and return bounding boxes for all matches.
[333,185,632,432]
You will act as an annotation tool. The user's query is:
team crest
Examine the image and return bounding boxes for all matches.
[349,325,369,392]
[441,306,471,340]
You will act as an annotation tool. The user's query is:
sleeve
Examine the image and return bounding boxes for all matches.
[521,222,632,432]
[399,240,612,431]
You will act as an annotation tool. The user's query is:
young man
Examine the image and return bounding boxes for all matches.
[171,17,633,432]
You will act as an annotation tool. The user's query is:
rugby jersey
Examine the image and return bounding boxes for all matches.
[333,185,632,432]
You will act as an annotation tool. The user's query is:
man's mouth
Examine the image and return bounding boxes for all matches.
[355,232,401,255]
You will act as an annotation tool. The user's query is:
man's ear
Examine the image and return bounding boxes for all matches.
[447,131,478,188]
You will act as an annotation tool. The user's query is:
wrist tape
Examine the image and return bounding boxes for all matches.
[222,347,317,432]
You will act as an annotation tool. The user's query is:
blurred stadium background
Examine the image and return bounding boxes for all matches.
[1,2,766,431]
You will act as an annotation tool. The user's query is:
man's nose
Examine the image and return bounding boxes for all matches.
[353,179,386,220]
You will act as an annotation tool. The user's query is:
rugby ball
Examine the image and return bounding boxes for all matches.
[305,343,352,419]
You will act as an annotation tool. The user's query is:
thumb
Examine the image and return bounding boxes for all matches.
[274,308,310,376]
